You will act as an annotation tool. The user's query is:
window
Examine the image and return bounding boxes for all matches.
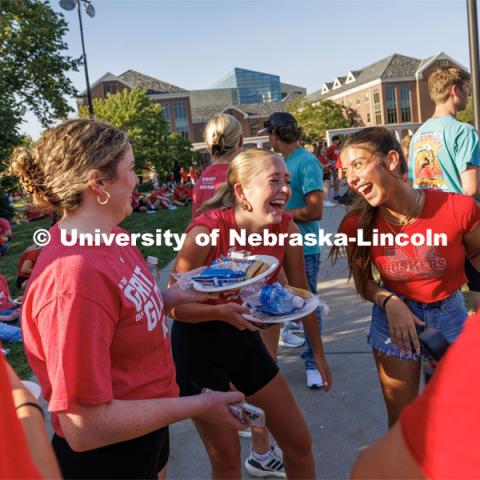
[373,90,382,125]
[437,59,450,67]
[356,97,360,105]
[161,104,170,131]
[366,112,371,123]
[386,86,397,124]
[103,82,118,96]
[173,102,189,139]
[365,92,369,102]
[399,86,412,122]
[347,98,352,107]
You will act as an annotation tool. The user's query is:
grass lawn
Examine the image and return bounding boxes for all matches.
[3,207,192,378]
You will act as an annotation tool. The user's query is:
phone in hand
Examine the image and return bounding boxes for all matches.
[229,402,266,428]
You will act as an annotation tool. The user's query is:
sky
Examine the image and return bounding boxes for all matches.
[21,0,477,139]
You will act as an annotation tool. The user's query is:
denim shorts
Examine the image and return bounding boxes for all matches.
[368,290,467,361]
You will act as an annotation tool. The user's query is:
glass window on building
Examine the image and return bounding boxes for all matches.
[365,92,369,102]
[373,90,382,125]
[347,98,352,107]
[161,103,170,130]
[356,97,360,105]
[103,82,118,96]
[366,112,371,123]
[399,86,412,122]
[386,86,397,124]
[173,102,189,139]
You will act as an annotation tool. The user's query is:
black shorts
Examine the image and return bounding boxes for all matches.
[465,257,480,292]
[16,276,28,289]
[52,427,169,479]
[171,320,279,397]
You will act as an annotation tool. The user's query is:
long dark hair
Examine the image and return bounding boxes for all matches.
[329,127,407,299]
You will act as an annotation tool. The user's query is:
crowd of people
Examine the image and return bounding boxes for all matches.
[2,65,480,479]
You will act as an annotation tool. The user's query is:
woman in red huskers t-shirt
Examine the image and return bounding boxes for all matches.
[9,119,246,480]
[330,127,480,429]
[170,149,332,479]
[191,113,244,217]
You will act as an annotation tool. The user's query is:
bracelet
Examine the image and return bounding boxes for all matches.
[16,402,45,419]
[382,293,396,310]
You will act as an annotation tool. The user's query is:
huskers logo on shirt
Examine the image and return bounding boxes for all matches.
[380,245,447,281]
[119,266,168,337]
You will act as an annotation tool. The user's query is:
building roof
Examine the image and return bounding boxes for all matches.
[78,70,187,97]
[307,53,422,102]
[118,70,187,93]
[191,97,295,122]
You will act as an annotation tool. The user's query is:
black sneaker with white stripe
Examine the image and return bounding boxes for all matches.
[245,446,286,478]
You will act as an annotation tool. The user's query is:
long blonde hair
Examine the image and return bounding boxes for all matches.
[197,149,278,214]
[9,119,129,214]
[204,114,242,157]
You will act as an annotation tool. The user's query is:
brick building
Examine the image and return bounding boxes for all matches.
[307,52,467,129]
[77,70,194,140]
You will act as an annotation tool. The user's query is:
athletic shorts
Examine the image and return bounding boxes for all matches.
[171,320,279,397]
[52,427,169,479]
[465,258,480,292]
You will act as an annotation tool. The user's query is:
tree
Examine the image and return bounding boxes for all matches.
[0,0,80,168]
[457,96,473,124]
[288,97,357,143]
[81,87,201,179]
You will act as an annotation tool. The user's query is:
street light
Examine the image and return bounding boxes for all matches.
[59,0,95,118]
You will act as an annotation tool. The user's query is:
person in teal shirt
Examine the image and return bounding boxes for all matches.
[408,67,480,310]
[260,112,326,389]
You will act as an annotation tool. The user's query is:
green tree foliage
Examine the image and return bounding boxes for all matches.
[457,96,473,124]
[0,0,80,168]
[80,87,202,179]
[288,97,358,143]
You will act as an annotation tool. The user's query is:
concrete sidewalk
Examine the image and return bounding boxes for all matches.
[162,203,386,479]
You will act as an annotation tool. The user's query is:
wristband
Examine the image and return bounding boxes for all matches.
[16,402,45,419]
[382,293,396,310]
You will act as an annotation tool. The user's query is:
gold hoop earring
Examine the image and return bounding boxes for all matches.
[241,199,252,212]
[97,191,111,205]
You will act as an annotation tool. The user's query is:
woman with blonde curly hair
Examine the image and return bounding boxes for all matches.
[10,118,247,479]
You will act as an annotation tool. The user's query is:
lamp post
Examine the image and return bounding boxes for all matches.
[467,0,480,131]
[59,0,95,118]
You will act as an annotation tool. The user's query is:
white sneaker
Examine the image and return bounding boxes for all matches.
[245,446,286,478]
[289,320,304,333]
[279,330,305,348]
[323,200,336,207]
[306,368,324,389]
[238,427,252,438]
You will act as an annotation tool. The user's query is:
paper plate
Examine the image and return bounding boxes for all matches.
[192,255,279,293]
[242,295,319,324]
[22,380,42,399]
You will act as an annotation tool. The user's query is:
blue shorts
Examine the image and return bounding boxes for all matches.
[0,308,17,316]
[368,290,467,361]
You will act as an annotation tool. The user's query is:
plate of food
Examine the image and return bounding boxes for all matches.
[191,254,279,293]
[242,285,319,324]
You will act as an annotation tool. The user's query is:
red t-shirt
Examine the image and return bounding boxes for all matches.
[17,248,41,279]
[339,190,480,302]
[0,275,15,311]
[400,312,480,478]
[22,225,178,437]
[0,349,41,479]
[191,164,229,217]
[180,169,188,183]
[187,208,291,285]
[326,145,341,170]
[0,217,11,236]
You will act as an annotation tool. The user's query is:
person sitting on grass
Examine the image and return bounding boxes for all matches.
[173,183,192,207]
[0,272,21,343]
[16,245,42,290]
[147,183,177,211]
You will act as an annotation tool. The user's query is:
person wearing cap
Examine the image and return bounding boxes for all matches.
[260,112,326,389]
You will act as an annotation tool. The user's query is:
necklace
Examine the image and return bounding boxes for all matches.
[380,190,425,228]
